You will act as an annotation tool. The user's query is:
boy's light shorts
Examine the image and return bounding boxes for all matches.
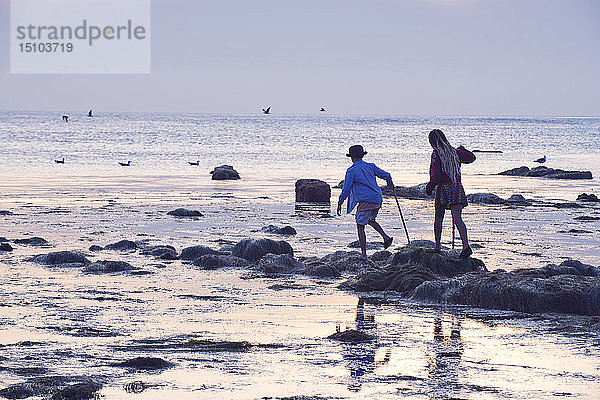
[355,208,379,225]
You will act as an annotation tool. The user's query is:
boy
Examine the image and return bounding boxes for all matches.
[337,145,394,259]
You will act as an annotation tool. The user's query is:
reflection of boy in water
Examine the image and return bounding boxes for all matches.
[344,298,391,392]
[427,314,463,399]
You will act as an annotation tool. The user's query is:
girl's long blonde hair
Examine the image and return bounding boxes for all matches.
[429,129,460,183]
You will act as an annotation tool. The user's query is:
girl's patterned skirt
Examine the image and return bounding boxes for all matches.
[435,182,468,210]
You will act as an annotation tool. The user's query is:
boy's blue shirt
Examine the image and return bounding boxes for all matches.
[338,159,392,213]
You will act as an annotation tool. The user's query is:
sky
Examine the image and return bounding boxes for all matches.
[0,0,599,116]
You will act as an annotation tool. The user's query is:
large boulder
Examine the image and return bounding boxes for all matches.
[0,243,13,252]
[295,179,331,203]
[231,238,293,262]
[30,251,90,265]
[83,260,140,274]
[319,251,374,274]
[179,245,218,260]
[140,245,178,259]
[192,254,250,269]
[13,237,49,246]
[210,165,240,180]
[381,183,432,200]
[259,225,297,235]
[577,193,600,202]
[255,254,305,274]
[499,166,592,180]
[467,193,506,205]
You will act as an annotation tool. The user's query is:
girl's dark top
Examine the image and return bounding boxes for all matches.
[427,146,475,191]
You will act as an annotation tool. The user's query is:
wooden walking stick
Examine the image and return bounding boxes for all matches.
[393,189,411,245]
[451,214,456,250]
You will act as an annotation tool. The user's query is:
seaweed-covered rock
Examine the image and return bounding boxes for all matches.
[255,254,304,274]
[51,381,102,400]
[370,250,392,263]
[167,208,203,217]
[295,179,331,203]
[231,238,293,262]
[13,237,49,246]
[83,260,140,274]
[30,251,90,265]
[260,225,297,235]
[112,357,173,370]
[0,243,12,252]
[319,251,374,274]
[506,194,531,206]
[302,263,341,278]
[192,254,250,269]
[180,245,218,260]
[327,329,374,343]
[210,165,240,180]
[88,245,103,252]
[141,245,178,259]
[467,193,506,205]
[347,240,384,250]
[342,264,437,293]
[104,240,137,251]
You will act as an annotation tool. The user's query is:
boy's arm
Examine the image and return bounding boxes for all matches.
[373,164,394,187]
[337,169,353,215]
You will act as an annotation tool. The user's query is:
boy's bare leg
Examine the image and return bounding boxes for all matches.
[367,220,391,242]
[357,224,367,258]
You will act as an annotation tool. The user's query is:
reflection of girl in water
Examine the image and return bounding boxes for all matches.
[427,313,464,399]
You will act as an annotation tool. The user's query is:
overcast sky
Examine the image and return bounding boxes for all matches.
[0,0,599,116]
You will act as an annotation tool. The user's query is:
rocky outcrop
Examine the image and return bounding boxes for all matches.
[179,245,218,260]
[167,208,203,217]
[467,193,507,205]
[0,243,12,252]
[577,193,600,202]
[210,165,240,180]
[327,329,374,343]
[348,240,385,250]
[140,245,178,259]
[30,251,90,266]
[259,225,297,235]
[51,381,102,400]
[231,238,293,262]
[499,166,593,180]
[0,377,100,400]
[341,242,600,316]
[0,210,13,215]
[192,254,250,269]
[13,237,49,246]
[295,179,331,203]
[381,183,432,200]
[104,240,137,251]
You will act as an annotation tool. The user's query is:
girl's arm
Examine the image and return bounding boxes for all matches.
[426,151,441,195]
[456,146,476,164]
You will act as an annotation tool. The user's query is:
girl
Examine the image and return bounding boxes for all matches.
[425,129,475,258]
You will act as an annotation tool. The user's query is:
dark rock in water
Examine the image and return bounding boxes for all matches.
[381,183,432,200]
[0,210,13,215]
[499,166,592,180]
[370,250,392,262]
[231,238,293,262]
[255,254,304,274]
[192,254,250,269]
[334,180,344,189]
[0,243,12,252]
[553,202,583,209]
[88,245,103,252]
[467,193,506,205]
[167,208,203,217]
[30,251,90,265]
[141,245,178,259]
[210,165,241,180]
[319,251,374,274]
[499,166,531,176]
[104,240,137,251]
[300,258,341,278]
[348,240,383,250]
[180,245,218,260]
[50,381,102,400]
[0,237,8,242]
[562,229,592,234]
[83,260,140,274]
[260,225,297,235]
[13,237,49,246]
[506,194,531,206]
[327,329,374,343]
[577,193,600,202]
[113,357,173,370]
[574,216,600,221]
[295,179,331,203]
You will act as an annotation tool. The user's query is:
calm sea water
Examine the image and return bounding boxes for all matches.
[1,111,599,399]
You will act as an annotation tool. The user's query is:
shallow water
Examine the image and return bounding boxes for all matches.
[1,112,600,398]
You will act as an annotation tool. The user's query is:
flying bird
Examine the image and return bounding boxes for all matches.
[534,155,546,163]
[188,161,199,166]
[62,115,69,122]
[320,107,326,112]
[119,161,131,166]
[263,107,271,114]
[55,158,65,164]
